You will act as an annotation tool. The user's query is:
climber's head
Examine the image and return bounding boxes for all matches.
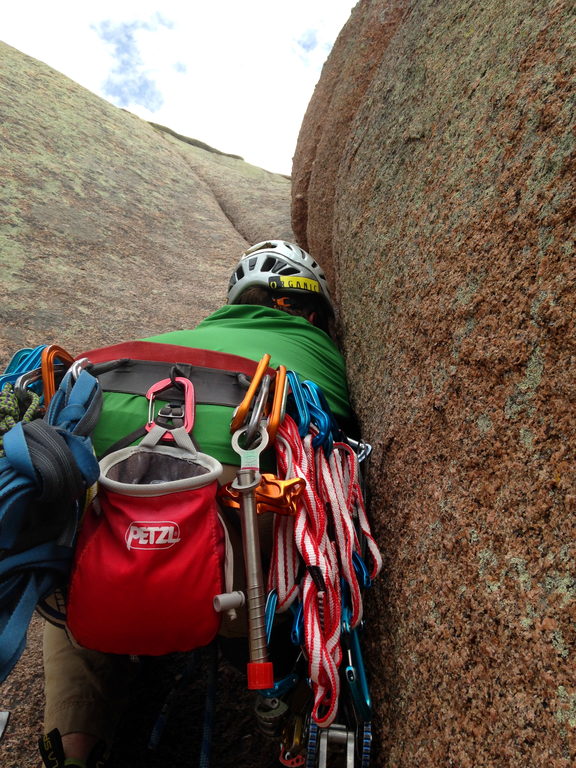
[227,240,334,334]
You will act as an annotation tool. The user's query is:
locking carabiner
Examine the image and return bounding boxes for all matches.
[145,377,195,441]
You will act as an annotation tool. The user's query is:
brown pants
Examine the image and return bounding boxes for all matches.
[43,622,139,743]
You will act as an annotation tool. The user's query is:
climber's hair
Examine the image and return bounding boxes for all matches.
[235,286,335,339]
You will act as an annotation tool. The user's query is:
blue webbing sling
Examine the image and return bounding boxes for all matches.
[0,368,102,682]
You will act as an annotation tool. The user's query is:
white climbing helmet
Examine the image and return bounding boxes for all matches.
[227,240,333,309]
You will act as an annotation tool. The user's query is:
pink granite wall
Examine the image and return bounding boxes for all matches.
[293,1,576,765]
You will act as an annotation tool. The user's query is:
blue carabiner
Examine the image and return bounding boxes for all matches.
[345,628,372,722]
[286,371,311,438]
[308,401,332,451]
[260,672,300,699]
[265,590,278,646]
[341,583,372,721]
[353,551,372,590]
[305,380,344,442]
[301,381,333,453]
[290,600,304,646]
[341,594,352,635]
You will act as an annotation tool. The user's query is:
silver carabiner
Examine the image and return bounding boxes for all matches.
[14,368,42,394]
[346,437,373,464]
[244,374,271,449]
[70,358,90,381]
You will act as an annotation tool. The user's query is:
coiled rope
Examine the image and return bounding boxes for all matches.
[0,384,42,456]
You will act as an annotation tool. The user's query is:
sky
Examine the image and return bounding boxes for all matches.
[2,1,355,175]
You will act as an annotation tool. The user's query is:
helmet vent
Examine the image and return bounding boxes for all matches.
[262,256,277,272]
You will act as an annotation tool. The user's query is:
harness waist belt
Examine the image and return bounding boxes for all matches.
[89,359,248,408]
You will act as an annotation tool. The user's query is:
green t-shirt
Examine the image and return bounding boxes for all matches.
[93,305,352,465]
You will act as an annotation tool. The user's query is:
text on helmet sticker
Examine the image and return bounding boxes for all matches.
[268,276,320,293]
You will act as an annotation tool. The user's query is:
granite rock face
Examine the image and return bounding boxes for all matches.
[0,42,292,768]
[0,41,292,366]
[293,1,575,766]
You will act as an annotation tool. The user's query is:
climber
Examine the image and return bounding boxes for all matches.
[39,240,356,767]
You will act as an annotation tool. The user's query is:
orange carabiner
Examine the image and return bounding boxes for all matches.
[41,345,75,405]
[267,365,287,443]
[230,353,271,432]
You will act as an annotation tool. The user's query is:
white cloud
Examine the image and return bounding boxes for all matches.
[2,1,355,173]
[93,18,170,110]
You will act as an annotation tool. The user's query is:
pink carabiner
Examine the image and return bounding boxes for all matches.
[145,377,195,441]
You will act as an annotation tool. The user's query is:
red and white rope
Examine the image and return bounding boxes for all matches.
[268,414,381,727]
[319,441,382,628]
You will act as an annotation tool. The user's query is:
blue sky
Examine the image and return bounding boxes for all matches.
[2,1,355,174]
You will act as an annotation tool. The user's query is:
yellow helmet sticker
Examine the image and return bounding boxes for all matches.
[268,276,321,293]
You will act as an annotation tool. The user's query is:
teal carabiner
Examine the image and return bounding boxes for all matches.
[301,380,334,453]
[353,551,372,590]
[286,371,310,438]
[345,627,372,722]
[290,600,304,646]
[264,589,278,645]
[341,593,372,723]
